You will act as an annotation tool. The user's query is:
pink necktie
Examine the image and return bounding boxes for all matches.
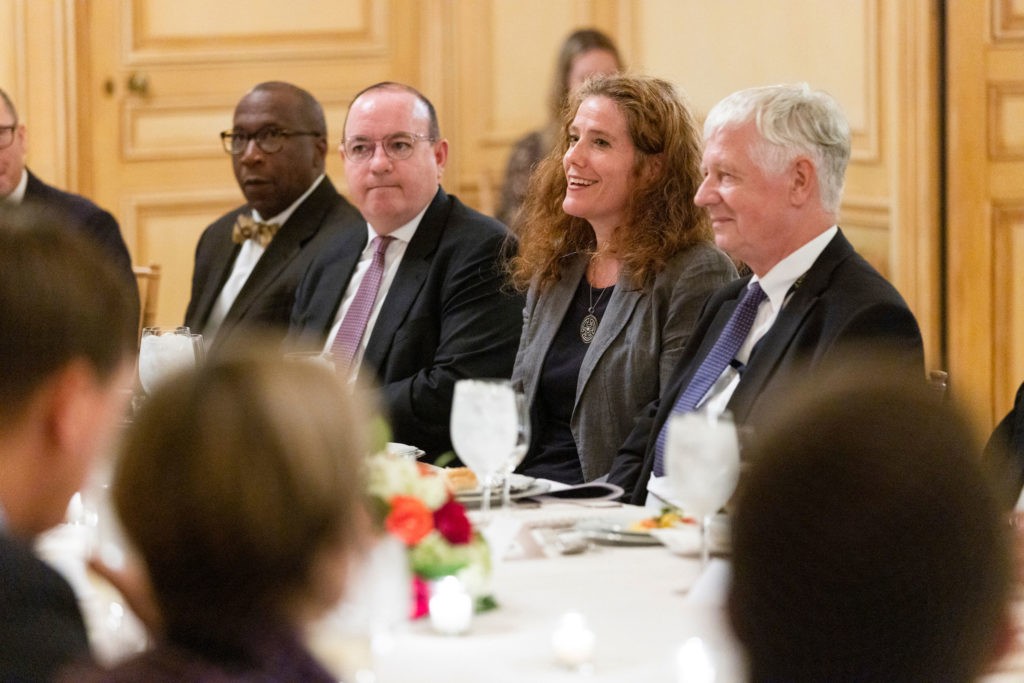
[330,235,395,371]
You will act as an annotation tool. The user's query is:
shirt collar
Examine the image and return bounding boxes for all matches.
[365,202,429,247]
[251,173,325,225]
[752,225,838,311]
[3,168,28,205]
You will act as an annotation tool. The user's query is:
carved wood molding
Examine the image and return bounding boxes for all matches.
[988,81,1024,159]
[122,0,388,65]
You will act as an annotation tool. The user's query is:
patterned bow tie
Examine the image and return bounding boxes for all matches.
[232,214,281,248]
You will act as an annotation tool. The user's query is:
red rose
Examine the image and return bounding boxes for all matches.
[433,499,473,544]
[385,495,434,546]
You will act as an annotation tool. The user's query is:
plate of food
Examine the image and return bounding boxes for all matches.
[649,514,731,556]
[446,468,551,505]
[576,508,696,546]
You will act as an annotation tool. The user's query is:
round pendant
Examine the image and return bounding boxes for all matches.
[580,313,599,343]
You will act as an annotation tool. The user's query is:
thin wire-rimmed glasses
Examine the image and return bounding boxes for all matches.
[0,124,18,150]
[220,127,322,155]
[341,132,435,162]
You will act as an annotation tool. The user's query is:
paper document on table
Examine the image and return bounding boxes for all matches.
[525,481,624,504]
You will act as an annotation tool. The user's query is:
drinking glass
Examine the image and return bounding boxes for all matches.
[665,411,741,566]
[137,326,197,394]
[500,391,531,509]
[449,379,518,516]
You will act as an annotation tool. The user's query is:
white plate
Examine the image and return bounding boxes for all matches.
[575,518,667,546]
[649,516,731,556]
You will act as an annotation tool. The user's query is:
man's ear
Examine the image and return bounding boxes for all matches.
[44,361,94,456]
[789,157,816,206]
[433,138,449,178]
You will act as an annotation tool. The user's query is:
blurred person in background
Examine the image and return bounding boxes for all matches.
[729,369,1016,682]
[67,351,372,681]
[0,207,137,680]
[508,74,736,484]
[496,28,622,229]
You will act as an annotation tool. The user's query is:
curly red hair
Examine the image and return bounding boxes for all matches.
[509,74,712,292]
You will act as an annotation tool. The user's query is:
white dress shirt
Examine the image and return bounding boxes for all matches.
[323,204,429,376]
[204,173,325,341]
[2,168,28,204]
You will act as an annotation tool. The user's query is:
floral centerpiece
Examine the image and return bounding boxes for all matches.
[366,452,495,618]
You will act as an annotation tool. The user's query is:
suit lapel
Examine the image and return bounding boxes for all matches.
[191,213,245,327]
[222,179,337,327]
[727,231,854,419]
[361,188,447,371]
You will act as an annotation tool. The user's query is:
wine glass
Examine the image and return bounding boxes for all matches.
[449,379,518,516]
[500,391,531,509]
[665,411,741,566]
[137,326,197,395]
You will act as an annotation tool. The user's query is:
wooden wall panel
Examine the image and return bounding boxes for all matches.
[948,0,1024,427]
[77,0,424,326]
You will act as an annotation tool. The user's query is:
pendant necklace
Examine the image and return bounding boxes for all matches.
[580,283,610,344]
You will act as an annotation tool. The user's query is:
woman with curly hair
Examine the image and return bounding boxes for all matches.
[509,74,737,484]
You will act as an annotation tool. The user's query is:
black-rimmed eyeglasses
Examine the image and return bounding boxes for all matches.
[220,127,323,155]
[341,132,435,162]
[0,123,18,150]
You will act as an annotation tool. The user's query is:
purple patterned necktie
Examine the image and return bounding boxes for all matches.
[330,235,395,372]
[652,281,767,476]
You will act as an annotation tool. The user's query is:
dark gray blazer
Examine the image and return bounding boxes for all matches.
[512,243,737,481]
[288,187,524,458]
[608,230,925,503]
[184,176,361,353]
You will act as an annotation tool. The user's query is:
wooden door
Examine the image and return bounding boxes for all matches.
[75,0,422,327]
[947,0,1024,428]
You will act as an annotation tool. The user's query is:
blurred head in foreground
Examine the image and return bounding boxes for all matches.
[729,369,1014,683]
[0,206,136,538]
[114,349,371,649]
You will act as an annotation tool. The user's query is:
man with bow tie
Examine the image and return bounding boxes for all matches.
[184,81,361,352]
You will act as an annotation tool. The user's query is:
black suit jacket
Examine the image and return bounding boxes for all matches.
[289,187,524,457]
[184,176,361,353]
[984,380,1024,508]
[608,230,925,503]
[22,169,139,317]
[0,533,91,680]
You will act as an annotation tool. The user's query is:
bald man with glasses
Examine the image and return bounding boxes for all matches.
[0,88,137,318]
[287,82,523,460]
[184,81,362,353]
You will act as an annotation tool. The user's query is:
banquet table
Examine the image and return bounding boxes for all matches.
[319,502,1024,683]
[40,498,1024,683]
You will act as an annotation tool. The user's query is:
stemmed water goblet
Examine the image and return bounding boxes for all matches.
[449,378,518,517]
[665,410,741,567]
